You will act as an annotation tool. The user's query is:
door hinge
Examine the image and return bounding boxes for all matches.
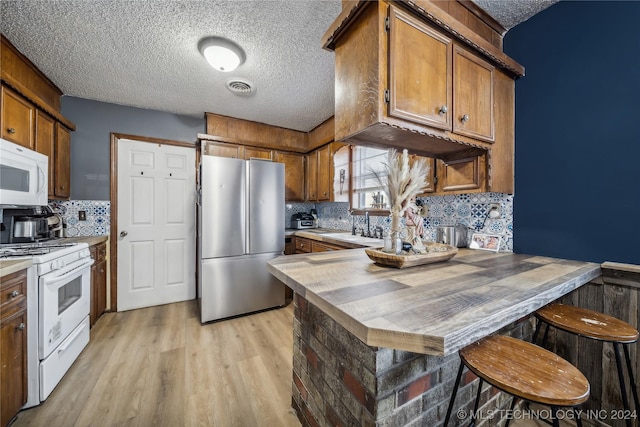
[384,16,390,31]
[384,89,390,103]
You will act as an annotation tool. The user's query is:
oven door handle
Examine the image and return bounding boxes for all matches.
[42,259,94,286]
[57,321,87,353]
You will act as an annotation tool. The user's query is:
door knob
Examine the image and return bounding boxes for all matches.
[7,127,16,134]
[120,231,128,237]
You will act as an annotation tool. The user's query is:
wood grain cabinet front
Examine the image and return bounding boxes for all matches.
[1,85,35,149]
[388,6,495,143]
[274,151,305,202]
[35,110,56,197]
[0,269,28,427]
[90,242,108,327]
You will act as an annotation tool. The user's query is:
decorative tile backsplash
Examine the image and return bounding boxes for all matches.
[54,192,513,250]
[49,200,110,237]
[289,192,514,252]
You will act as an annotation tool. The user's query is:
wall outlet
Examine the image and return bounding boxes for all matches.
[79,210,87,221]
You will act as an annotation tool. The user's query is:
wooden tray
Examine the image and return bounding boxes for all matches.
[365,242,458,268]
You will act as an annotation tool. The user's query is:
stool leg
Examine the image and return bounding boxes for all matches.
[623,344,640,410]
[551,407,560,427]
[504,396,517,427]
[470,378,484,427]
[444,361,465,427]
[532,318,542,344]
[613,343,633,427]
[540,323,550,347]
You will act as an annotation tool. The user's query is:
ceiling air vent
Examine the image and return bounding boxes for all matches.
[226,78,254,96]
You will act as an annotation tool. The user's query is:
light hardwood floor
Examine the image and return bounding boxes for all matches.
[12,300,575,427]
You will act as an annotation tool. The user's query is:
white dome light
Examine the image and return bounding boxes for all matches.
[198,37,245,73]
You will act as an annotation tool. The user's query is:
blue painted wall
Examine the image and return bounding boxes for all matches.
[61,97,204,201]
[504,1,640,264]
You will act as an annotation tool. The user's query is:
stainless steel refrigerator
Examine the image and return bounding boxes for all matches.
[198,155,285,323]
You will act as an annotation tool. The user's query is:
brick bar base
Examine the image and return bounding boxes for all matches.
[291,293,534,427]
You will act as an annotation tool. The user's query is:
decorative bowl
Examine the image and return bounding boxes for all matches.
[365,242,458,268]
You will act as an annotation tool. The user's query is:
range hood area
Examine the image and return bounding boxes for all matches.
[322,0,525,194]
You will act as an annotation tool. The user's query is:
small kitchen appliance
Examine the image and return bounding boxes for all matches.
[291,212,316,229]
[0,138,48,207]
[436,225,468,248]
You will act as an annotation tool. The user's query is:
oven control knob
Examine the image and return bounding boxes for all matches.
[82,249,91,258]
[59,259,66,268]
[50,262,56,270]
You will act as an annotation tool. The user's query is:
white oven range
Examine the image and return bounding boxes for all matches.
[0,241,94,407]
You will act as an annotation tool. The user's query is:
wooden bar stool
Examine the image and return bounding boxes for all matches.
[444,335,590,427]
[534,303,640,427]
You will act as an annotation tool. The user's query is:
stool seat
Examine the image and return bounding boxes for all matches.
[460,335,590,407]
[536,303,639,343]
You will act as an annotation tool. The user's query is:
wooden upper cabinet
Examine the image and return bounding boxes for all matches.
[305,151,318,201]
[35,110,55,197]
[243,146,272,160]
[274,151,305,202]
[389,6,452,130]
[54,123,71,199]
[437,154,486,193]
[412,155,436,196]
[316,144,332,201]
[1,86,35,149]
[453,46,495,142]
[203,141,241,158]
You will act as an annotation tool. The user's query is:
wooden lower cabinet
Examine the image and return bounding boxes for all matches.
[0,269,28,427]
[295,236,351,254]
[90,242,108,327]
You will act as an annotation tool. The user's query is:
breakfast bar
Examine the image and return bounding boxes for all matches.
[267,249,602,427]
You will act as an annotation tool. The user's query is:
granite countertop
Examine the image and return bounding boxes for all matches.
[0,258,33,278]
[268,248,601,356]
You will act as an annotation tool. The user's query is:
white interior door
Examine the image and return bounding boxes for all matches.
[117,138,196,311]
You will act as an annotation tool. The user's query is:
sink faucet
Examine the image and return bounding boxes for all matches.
[361,211,371,237]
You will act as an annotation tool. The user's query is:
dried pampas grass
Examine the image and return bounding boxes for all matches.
[377,149,429,221]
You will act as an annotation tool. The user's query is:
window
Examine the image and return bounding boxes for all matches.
[351,146,389,210]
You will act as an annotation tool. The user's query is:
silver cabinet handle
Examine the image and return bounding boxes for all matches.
[439,105,448,115]
[16,323,25,331]
[7,127,16,134]
[461,114,470,123]
[120,231,128,237]
[10,290,20,298]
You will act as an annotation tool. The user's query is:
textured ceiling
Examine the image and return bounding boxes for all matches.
[0,0,555,133]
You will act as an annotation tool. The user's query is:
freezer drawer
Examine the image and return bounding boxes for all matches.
[199,252,285,323]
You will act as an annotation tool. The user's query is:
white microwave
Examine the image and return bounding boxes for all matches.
[0,138,48,206]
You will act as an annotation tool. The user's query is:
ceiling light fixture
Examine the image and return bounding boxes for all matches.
[198,36,245,72]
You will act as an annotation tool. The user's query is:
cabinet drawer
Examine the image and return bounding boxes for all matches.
[295,238,312,253]
[312,241,344,252]
[1,269,27,319]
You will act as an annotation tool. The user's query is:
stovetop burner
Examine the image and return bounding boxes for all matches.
[0,241,78,258]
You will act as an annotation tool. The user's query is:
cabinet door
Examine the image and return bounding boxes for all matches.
[388,6,452,130]
[54,123,71,198]
[274,152,305,202]
[295,237,311,253]
[243,146,272,160]
[453,46,495,142]
[317,145,331,201]
[305,151,318,201]
[0,311,27,427]
[437,155,485,193]
[1,86,35,149]
[203,141,241,158]
[35,110,56,197]
[413,155,437,195]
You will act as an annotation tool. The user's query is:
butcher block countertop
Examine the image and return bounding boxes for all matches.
[0,258,33,278]
[268,249,601,356]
